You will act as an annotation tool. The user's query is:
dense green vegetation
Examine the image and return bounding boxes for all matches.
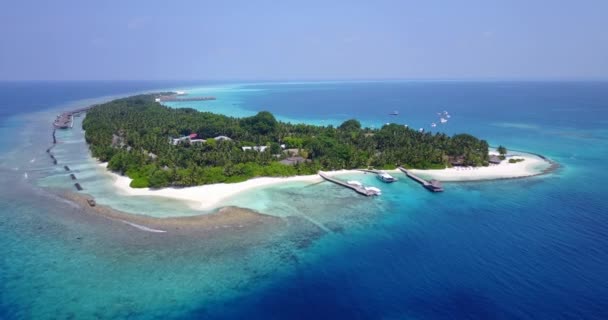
[508,158,525,164]
[83,94,490,188]
[497,145,507,160]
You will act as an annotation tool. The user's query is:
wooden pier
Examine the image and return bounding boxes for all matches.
[318,171,380,196]
[53,106,92,129]
[398,167,444,192]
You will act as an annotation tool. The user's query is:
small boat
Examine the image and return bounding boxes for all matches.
[419,128,425,132]
[431,122,437,128]
[176,91,186,95]
[389,111,399,116]
[364,186,382,196]
[377,171,398,183]
[347,180,363,187]
[440,118,448,124]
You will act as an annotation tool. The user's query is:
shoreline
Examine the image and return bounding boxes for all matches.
[97,150,555,212]
[408,151,556,182]
[42,92,556,216]
[98,163,359,211]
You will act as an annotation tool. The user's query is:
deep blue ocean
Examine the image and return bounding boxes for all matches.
[1,81,607,319]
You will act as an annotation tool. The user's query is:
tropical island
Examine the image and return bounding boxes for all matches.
[83,94,493,189]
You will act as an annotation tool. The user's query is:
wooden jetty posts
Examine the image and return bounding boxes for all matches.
[398,167,444,192]
[318,171,381,196]
[74,183,83,191]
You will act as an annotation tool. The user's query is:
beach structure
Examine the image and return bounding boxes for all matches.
[171,134,231,145]
[242,145,268,152]
[171,136,189,145]
[53,106,92,129]
[214,135,232,141]
[450,156,465,167]
[171,133,200,145]
[318,171,381,196]
[279,156,308,165]
[489,155,503,164]
[87,199,96,207]
[398,167,444,192]
[74,183,83,191]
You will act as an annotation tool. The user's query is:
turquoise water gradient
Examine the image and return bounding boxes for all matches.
[1,81,608,319]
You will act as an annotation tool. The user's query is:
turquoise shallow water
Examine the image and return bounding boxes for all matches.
[1,81,608,319]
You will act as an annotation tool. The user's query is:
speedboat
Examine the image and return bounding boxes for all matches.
[347,180,363,187]
[376,171,398,183]
[389,111,399,116]
[440,118,448,124]
[364,186,382,196]
[431,122,437,128]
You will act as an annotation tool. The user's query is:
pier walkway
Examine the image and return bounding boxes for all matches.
[398,167,444,192]
[318,171,380,196]
[53,106,93,129]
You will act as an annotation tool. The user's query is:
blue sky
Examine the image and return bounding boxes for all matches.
[1,0,607,80]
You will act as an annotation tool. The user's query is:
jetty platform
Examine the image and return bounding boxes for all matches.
[318,171,380,196]
[398,167,444,192]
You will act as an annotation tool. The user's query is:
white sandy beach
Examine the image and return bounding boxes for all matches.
[99,163,362,210]
[98,151,551,210]
[409,152,551,181]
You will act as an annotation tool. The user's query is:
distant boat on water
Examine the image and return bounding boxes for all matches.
[431,122,437,128]
[440,118,448,124]
[389,111,399,116]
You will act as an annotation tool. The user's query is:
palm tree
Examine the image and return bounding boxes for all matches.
[497,145,507,159]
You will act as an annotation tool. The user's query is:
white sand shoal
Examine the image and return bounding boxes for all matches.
[99,163,361,211]
[410,152,551,182]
